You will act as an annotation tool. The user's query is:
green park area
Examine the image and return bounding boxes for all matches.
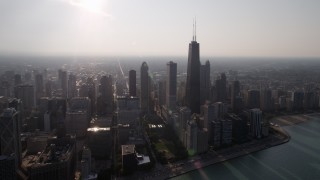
[143,115,188,164]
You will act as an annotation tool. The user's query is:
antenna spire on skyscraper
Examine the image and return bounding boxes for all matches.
[195,17,197,41]
[192,19,195,41]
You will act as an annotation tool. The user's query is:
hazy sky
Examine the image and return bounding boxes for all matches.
[0,0,319,57]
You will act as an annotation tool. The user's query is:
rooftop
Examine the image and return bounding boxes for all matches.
[87,127,110,132]
[1,108,17,118]
[137,154,150,165]
[22,142,74,169]
[121,145,135,156]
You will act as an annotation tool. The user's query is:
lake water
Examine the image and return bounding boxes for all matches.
[172,117,320,180]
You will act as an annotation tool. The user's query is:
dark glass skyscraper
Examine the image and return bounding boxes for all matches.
[129,70,136,97]
[215,73,227,103]
[35,73,44,105]
[0,108,21,168]
[97,75,113,115]
[185,26,200,114]
[68,73,77,99]
[58,69,67,98]
[166,61,177,110]
[140,62,149,113]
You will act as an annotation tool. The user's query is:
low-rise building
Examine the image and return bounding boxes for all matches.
[121,145,150,173]
[21,135,76,180]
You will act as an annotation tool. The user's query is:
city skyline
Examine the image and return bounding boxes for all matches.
[0,0,320,57]
[1,37,320,179]
[1,1,320,180]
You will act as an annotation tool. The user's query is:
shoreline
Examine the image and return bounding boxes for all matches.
[166,112,320,179]
[166,126,290,179]
[122,113,319,180]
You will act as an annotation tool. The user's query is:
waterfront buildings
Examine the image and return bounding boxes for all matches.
[210,121,221,147]
[249,109,262,139]
[221,119,233,145]
[229,113,248,143]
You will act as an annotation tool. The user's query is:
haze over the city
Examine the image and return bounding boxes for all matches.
[0,0,320,57]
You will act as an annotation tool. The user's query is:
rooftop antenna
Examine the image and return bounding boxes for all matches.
[192,19,195,41]
[195,17,197,41]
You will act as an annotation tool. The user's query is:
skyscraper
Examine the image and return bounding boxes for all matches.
[35,74,44,105]
[68,73,77,99]
[14,74,22,86]
[260,88,273,112]
[249,108,262,139]
[291,91,304,111]
[166,61,177,110]
[79,78,96,116]
[158,80,166,107]
[140,62,149,113]
[200,60,211,105]
[14,85,34,114]
[45,80,52,97]
[231,81,240,106]
[58,69,67,98]
[214,73,227,103]
[185,23,201,114]
[129,70,136,97]
[246,90,260,109]
[231,80,243,113]
[97,75,113,115]
[0,108,21,167]
[0,155,16,180]
[202,104,214,143]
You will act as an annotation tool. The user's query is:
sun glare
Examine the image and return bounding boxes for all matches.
[69,0,109,17]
